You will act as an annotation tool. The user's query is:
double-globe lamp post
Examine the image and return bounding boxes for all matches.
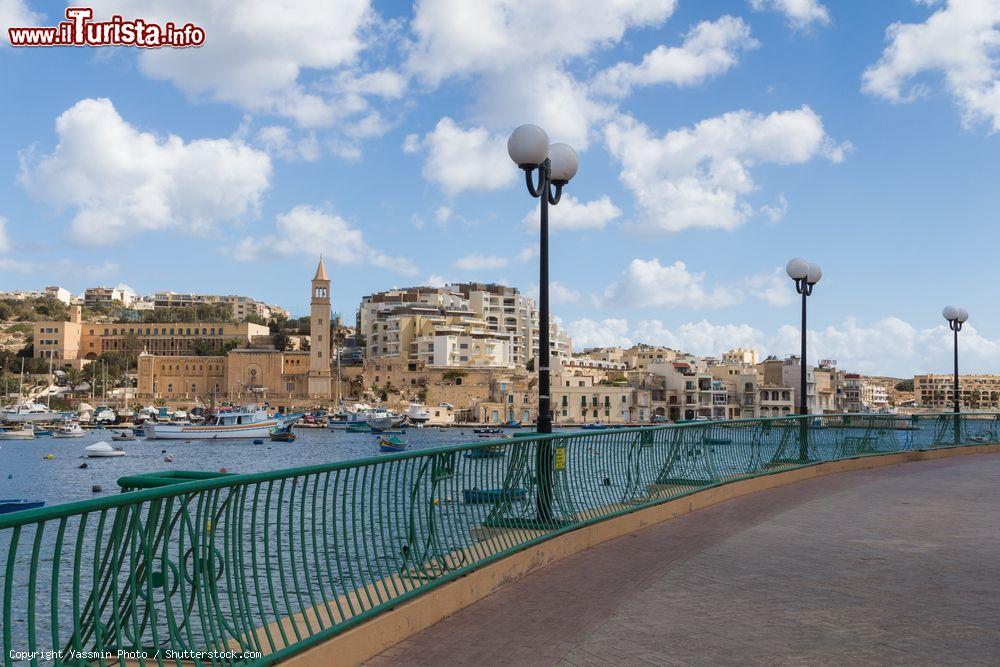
[786,258,822,461]
[508,124,578,525]
[942,305,969,444]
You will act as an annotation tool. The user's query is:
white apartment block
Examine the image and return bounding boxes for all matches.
[360,283,570,370]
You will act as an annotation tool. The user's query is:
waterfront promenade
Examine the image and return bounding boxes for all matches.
[369,454,1000,665]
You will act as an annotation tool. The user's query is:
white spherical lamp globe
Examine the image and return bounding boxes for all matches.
[507,124,549,168]
[806,263,822,285]
[785,257,809,281]
[942,306,959,321]
[958,307,969,323]
[548,143,579,183]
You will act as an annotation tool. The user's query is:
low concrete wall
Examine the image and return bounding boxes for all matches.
[285,444,1000,666]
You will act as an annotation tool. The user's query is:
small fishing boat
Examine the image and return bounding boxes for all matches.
[111,430,136,442]
[581,422,609,430]
[0,426,34,440]
[0,499,45,514]
[32,425,54,437]
[85,441,126,458]
[370,427,406,434]
[462,487,528,504]
[53,423,86,438]
[473,427,503,435]
[269,425,296,442]
[464,446,506,459]
[379,435,408,452]
[346,424,372,433]
[504,420,522,429]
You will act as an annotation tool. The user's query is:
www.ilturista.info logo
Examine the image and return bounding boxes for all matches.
[8,7,205,48]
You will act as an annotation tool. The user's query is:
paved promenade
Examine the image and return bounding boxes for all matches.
[368,455,1000,666]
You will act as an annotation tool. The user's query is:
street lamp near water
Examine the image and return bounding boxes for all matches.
[508,124,578,524]
[943,305,969,444]
[786,257,822,461]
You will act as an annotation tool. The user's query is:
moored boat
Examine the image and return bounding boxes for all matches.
[581,422,609,430]
[378,435,408,452]
[464,446,505,459]
[0,426,34,440]
[144,405,288,440]
[1,402,63,423]
[111,430,136,441]
[405,403,431,424]
[52,423,86,438]
[85,441,126,457]
[0,499,45,514]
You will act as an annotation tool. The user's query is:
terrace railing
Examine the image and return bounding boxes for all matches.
[2,413,998,666]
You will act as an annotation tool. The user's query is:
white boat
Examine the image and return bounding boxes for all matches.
[0,427,35,440]
[1,402,63,423]
[111,430,136,441]
[53,423,86,438]
[365,409,403,430]
[405,403,431,424]
[94,407,117,424]
[144,405,287,440]
[85,441,125,457]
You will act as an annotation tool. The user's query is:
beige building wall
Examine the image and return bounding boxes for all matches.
[137,354,226,400]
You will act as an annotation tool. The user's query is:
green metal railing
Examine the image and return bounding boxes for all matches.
[1,413,998,666]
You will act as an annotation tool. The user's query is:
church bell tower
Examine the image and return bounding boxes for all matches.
[308,256,333,398]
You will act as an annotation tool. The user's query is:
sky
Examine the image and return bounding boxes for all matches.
[2,0,1000,377]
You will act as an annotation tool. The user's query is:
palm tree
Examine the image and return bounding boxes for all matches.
[63,367,84,395]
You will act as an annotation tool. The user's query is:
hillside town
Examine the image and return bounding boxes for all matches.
[2,258,995,426]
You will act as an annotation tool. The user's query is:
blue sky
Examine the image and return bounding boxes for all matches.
[2,0,1000,376]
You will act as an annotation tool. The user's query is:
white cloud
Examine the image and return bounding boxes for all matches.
[454,253,508,270]
[426,273,446,287]
[603,107,848,232]
[0,216,10,253]
[255,125,321,161]
[406,0,677,84]
[862,0,1000,131]
[516,244,538,262]
[550,281,582,305]
[412,117,516,196]
[0,0,42,46]
[434,206,453,224]
[592,16,758,97]
[19,98,271,245]
[743,268,795,307]
[406,0,676,150]
[521,195,622,232]
[759,194,789,222]
[565,318,634,349]
[86,1,374,128]
[566,316,1000,375]
[597,258,740,309]
[232,204,418,275]
[749,0,831,29]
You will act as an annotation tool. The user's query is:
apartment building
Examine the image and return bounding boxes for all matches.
[84,286,134,308]
[0,285,72,305]
[861,381,890,411]
[33,305,269,364]
[844,374,863,412]
[153,291,289,321]
[914,374,1000,410]
[759,356,816,414]
[552,373,650,424]
[622,345,678,371]
[360,283,570,370]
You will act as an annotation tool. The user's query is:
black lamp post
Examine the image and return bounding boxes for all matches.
[943,305,969,444]
[507,124,578,524]
[786,257,822,461]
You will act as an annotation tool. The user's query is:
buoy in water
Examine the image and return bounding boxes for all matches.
[44,453,54,459]
[92,484,102,493]
[79,463,88,469]
[219,467,228,474]
[163,453,175,462]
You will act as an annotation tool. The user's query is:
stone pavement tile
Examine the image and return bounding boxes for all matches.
[367,456,1000,666]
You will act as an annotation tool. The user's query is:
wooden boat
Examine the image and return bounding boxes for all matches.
[504,420,522,428]
[269,425,297,442]
[0,499,45,514]
[581,422,609,430]
[473,427,503,434]
[370,427,406,434]
[379,435,408,452]
[32,425,54,437]
[462,487,528,504]
[346,424,372,433]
